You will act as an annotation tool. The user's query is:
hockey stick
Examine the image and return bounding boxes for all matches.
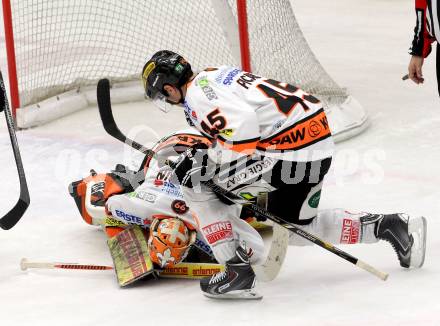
[96,78,388,281]
[159,262,225,279]
[96,79,287,281]
[0,71,30,230]
[20,258,114,271]
[200,180,388,280]
[21,258,224,279]
[97,78,153,156]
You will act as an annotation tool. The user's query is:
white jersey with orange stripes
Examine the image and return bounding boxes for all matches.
[183,66,334,163]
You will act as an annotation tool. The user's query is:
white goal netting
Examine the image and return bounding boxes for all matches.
[8,0,367,138]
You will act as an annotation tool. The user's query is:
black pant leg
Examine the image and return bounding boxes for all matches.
[266,157,332,225]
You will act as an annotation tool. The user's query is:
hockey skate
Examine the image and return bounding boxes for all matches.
[200,245,262,300]
[372,213,427,268]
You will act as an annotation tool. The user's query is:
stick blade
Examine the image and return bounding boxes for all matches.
[96,78,153,155]
[0,70,30,230]
[0,196,29,230]
[253,224,289,282]
[96,78,124,141]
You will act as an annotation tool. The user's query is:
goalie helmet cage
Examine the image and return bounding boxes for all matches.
[2,0,367,141]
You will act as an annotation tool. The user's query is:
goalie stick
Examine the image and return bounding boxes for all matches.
[20,258,114,271]
[0,71,30,230]
[96,78,388,281]
[21,258,225,280]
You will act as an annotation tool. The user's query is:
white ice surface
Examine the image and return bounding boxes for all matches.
[0,0,439,325]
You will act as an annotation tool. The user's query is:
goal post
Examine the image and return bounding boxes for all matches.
[2,0,368,141]
[2,0,19,116]
[236,0,251,72]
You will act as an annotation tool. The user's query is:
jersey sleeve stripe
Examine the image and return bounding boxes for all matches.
[257,109,332,152]
[266,108,327,140]
[217,136,260,154]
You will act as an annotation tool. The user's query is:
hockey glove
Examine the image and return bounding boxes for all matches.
[69,165,145,226]
[109,164,145,192]
[171,143,216,188]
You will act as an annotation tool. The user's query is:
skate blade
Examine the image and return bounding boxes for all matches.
[203,289,263,300]
[408,216,427,268]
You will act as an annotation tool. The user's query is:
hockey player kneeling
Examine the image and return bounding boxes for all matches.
[142,50,427,300]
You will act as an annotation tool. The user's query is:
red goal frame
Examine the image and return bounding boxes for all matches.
[1,0,252,119]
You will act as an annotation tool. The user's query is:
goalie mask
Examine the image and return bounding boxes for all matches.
[142,50,193,112]
[148,216,196,268]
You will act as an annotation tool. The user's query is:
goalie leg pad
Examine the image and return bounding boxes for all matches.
[107,226,156,286]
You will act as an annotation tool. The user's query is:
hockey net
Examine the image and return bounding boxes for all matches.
[4,0,367,140]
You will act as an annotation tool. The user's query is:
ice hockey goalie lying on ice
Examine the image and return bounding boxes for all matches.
[69,127,426,299]
[69,129,274,269]
[69,130,217,269]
